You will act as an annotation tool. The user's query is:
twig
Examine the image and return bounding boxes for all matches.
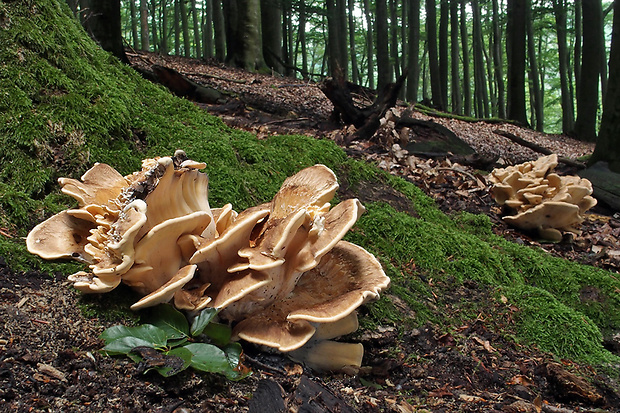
[243,354,288,375]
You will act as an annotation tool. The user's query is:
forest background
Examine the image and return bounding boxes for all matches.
[71,0,613,140]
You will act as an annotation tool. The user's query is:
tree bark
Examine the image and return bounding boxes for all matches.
[376,0,391,89]
[439,0,449,110]
[223,0,265,71]
[82,0,130,64]
[406,0,421,102]
[505,0,527,124]
[591,0,620,172]
[491,0,505,118]
[460,0,471,116]
[203,0,214,58]
[191,0,201,57]
[426,0,444,110]
[526,0,543,131]
[471,0,489,117]
[129,0,139,50]
[553,0,574,134]
[574,0,603,141]
[447,0,460,114]
[140,0,150,51]
[212,0,226,61]
[261,0,284,73]
[348,0,359,84]
[179,0,191,56]
[390,0,401,81]
[364,0,375,89]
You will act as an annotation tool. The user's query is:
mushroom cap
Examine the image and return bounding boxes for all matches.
[26,210,96,262]
[130,264,198,310]
[68,270,122,293]
[290,341,364,372]
[503,201,581,231]
[231,241,389,352]
[58,163,128,207]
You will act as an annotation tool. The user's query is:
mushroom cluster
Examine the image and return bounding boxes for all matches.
[27,151,390,371]
[488,154,597,241]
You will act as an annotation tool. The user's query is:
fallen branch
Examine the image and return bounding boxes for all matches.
[493,129,586,169]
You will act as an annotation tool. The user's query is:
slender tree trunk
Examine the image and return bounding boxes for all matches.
[82,0,130,63]
[191,0,201,57]
[161,0,169,55]
[390,0,401,81]
[591,0,620,172]
[552,0,574,134]
[129,0,139,50]
[174,0,180,55]
[406,0,421,102]
[426,0,444,109]
[574,0,603,141]
[376,0,391,89]
[204,0,214,58]
[223,0,265,70]
[261,0,283,73]
[212,0,225,61]
[574,0,582,99]
[348,0,359,84]
[149,1,159,52]
[179,0,191,56]
[526,1,543,131]
[140,0,150,51]
[337,0,348,76]
[439,0,449,110]
[506,0,527,124]
[363,0,375,89]
[298,0,308,79]
[460,0,471,116]
[471,0,489,117]
[449,0,461,114]
[491,0,505,118]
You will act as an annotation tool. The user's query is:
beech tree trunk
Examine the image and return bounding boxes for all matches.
[526,1,543,131]
[460,0,471,116]
[592,0,620,172]
[406,0,420,102]
[449,0,461,114]
[426,0,444,110]
[471,0,489,117]
[376,0,391,89]
[506,0,527,124]
[491,0,505,118]
[82,0,130,64]
[574,0,603,141]
[552,0,574,134]
[439,0,449,110]
[140,0,150,51]
[261,0,283,73]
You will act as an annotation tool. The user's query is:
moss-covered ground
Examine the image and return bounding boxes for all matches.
[1,0,619,376]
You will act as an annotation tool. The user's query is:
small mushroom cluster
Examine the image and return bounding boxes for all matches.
[27,151,390,371]
[488,154,597,241]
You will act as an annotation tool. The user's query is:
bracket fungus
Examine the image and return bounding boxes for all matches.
[488,154,597,241]
[27,151,390,372]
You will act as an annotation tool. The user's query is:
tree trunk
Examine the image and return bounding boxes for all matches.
[327,0,345,77]
[591,0,620,172]
[174,0,180,55]
[363,0,375,89]
[149,1,159,52]
[191,0,201,58]
[439,0,449,110]
[449,0,461,114]
[298,0,309,79]
[406,0,421,102]
[261,0,283,73]
[552,0,574,134]
[491,0,505,118]
[161,0,169,55]
[574,0,603,141]
[460,0,471,116]
[526,1,543,131]
[389,0,401,81]
[129,0,139,50]
[81,0,130,64]
[471,0,489,117]
[574,0,582,100]
[213,0,226,61]
[203,0,214,58]
[376,0,391,89]
[348,0,359,84]
[506,0,527,124]
[140,0,150,51]
[426,0,444,110]
[223,0,265,71]
[179,0,191,56]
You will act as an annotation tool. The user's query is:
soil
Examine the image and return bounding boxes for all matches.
[1,52,619,412]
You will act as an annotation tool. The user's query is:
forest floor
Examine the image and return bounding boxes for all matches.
[1,52,620,412]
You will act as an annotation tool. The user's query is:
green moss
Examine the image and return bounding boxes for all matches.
[2,0,620,372]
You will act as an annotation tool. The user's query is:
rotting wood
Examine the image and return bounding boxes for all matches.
[145,65,228,104]
[319,68,408,145]
[493,129,586,169]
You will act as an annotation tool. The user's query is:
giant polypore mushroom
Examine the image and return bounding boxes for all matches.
[488,154,597,241]
[27,153,390,371]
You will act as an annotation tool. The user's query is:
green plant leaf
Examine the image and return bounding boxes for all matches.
[147,304,189,340]
[190,307,219,337]
[100,324,168,349]
[102,337,155,355]
[202,322,232,346]
[221,342,251,381]
[183,342,230,373]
